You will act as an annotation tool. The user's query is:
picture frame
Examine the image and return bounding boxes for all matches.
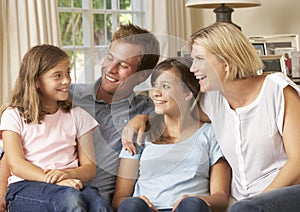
[248,34,299,55]
[260,55,287,75]
[274,47,296,77]
[291,51,300,79]
[252,42,267,55]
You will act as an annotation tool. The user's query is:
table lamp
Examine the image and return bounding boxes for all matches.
[185,0,261,30]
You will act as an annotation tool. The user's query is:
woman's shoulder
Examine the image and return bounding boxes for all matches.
[264,73,300,93]
[265,73,293,86]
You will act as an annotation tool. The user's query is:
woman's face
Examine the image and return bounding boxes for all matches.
[150,69,190,116]
[190,43,227,93]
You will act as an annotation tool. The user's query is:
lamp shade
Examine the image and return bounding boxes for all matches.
[186,0,261,8]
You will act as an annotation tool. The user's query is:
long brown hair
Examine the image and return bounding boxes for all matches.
[0,44,72,124]
[148,57,200,144]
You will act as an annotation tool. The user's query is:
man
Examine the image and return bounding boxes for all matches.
[0,24,160,209]
[70,24,160,203]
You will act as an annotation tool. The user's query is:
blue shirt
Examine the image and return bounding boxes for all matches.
[69,77,154,203]
[119,123,223,209]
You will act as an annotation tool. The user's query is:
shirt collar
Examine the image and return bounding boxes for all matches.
[93,77,136,106]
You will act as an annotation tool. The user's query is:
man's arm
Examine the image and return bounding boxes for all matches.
[122,114,149,155]
[121,108,210,155]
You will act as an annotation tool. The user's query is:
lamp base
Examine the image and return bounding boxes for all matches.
[213,4,241,30]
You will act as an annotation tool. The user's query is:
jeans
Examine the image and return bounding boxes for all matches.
[230,184,300,212]
[6,180,113,212]
[118,196,210,212]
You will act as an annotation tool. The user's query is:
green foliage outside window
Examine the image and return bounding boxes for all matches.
[58,0,138,82]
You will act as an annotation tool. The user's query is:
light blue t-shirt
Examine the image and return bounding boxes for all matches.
[119,123,223,209]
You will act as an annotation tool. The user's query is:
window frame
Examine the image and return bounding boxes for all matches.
[57,0,145,83]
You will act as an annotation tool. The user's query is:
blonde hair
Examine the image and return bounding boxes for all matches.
[0,44,72,124]
[189,22,264,80]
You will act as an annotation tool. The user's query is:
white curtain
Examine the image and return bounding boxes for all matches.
[0,0,61,105]
[144,0,192,59]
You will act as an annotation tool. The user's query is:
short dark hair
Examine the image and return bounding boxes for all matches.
[112,23,160,72]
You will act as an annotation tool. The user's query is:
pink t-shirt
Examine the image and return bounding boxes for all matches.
[0,107,98,184]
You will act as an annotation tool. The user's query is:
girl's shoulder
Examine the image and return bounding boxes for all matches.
[198,122,213,134]
[69,106,98,129]
[195,123,216,143]
[70,106,92,117]
[1,107,20,119]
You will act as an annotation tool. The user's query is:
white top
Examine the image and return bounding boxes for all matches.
[200,73,300,200]
[0,107,99,185]
[119,123,223,209]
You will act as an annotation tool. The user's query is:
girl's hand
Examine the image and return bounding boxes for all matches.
[56,178,83,190]
[44,169,70,184]
[137,195,158,212]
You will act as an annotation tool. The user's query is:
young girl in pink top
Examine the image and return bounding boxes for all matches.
[0,44,112,211]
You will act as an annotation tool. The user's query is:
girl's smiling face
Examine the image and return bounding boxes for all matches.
[37,58,71,108]
[150,69,191,116]
[190,43,227,93]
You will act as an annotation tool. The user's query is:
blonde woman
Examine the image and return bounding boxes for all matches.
[122,22,300,212]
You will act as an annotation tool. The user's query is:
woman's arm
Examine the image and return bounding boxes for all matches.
[111,158,139,211]
[264,86,300,191]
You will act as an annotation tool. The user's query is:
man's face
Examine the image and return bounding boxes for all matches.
[100,41,142,100]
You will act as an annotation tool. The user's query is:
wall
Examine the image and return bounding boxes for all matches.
[188,0,300,45]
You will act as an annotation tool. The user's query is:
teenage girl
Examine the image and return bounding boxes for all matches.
[112,58,230,212]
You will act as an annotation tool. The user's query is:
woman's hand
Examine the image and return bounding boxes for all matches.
[122,114,148,155]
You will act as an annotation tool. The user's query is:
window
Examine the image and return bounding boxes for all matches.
[57,0,144,83]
